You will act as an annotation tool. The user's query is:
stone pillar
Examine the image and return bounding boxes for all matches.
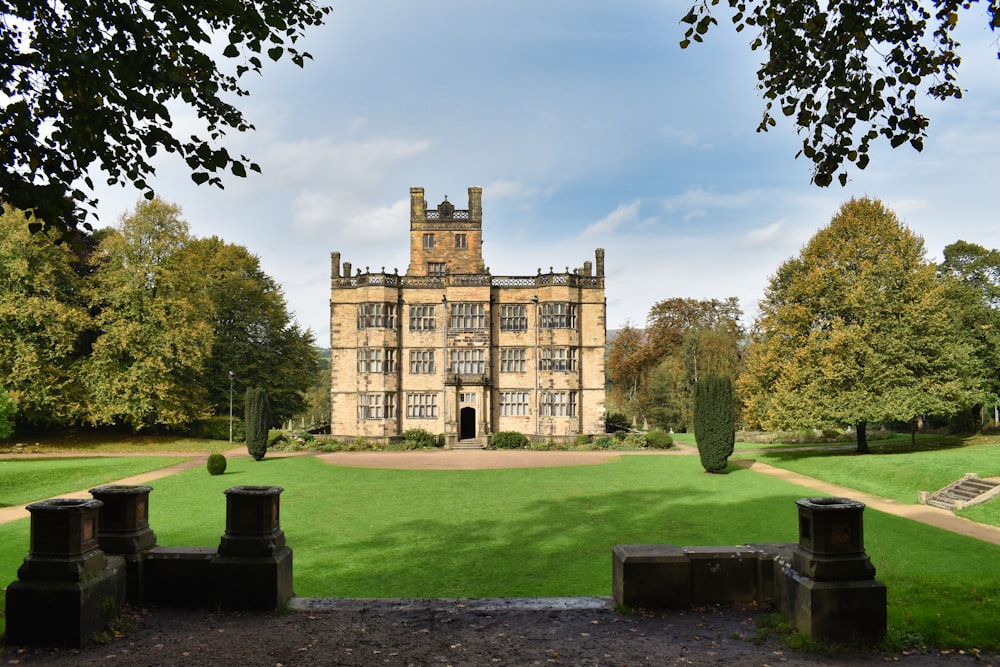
[89,485,157,555]
[595,248,605,277]
[219,485,286,557]
[343,261,352,279]
[331,251,341,279]
[213,486,293,610]
[5,499,125,647]
[89,485,157,603]
[782,498,886,643]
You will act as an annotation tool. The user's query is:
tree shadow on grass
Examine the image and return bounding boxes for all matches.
[291,487,803,598]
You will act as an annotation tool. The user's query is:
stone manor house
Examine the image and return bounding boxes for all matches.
[329,187,606,446]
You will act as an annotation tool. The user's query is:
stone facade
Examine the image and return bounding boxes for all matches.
[329,187,606,445]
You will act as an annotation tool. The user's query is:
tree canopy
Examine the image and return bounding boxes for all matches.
[681,0,1000,186]
[0,200,316,434]
[0,0,330,236]
[739,197,981,452]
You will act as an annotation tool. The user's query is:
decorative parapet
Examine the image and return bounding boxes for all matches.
[332,271,605,290]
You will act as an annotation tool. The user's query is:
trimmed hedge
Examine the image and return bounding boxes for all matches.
[645,429,674,449]
[491,431,529,449]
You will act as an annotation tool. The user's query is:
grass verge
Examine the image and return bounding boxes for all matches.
[0,457,187,508]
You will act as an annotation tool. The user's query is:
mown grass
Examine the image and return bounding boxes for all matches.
[0,431,233,455]
[1,453,998,652]
[742,442,1000,507]
[0,457,186,508]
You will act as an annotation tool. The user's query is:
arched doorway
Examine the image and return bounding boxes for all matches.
[460,406,476,441]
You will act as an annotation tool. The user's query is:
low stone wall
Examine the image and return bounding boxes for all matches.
[613,498,887,644]
[4,485,294,647]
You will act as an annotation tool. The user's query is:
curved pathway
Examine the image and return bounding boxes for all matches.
[1,445,999,547]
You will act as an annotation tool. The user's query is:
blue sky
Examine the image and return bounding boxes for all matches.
[91,1,1000,344]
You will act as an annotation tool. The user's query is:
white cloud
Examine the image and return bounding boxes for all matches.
[743,221,784,246]
[579,200,640,240]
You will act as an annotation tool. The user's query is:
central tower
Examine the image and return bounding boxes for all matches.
[406,186,486,277]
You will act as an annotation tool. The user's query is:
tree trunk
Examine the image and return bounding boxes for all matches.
[856,421,870,454]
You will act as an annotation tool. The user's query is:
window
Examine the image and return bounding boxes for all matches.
[460,392,476,404]
[357,348,382,373]
[455,233,467,248]
[499,391,530,416]
[500,304,528,331]
[358,393,395,420]
[409,349,435,374]
[449,348,485,375]
[406,393,438,419]
[500,348,526,373]
[357,302,396,329]
[423,233,435,249]
[384,349,396,373]
[540,302,577,329]
[539,347,577,372]
[428,262,447,276]
[540,391,577,417]
[450,302,486,329]
[409,304,436,331]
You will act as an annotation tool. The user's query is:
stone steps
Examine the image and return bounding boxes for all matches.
[921,474,1000,511]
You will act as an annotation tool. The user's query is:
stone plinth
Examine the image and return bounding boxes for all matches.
[215,485,293,610]
[219,485,286,557]
[89,485,157,554]
[792,497,875,581]
[5,498,126,647]
[783,497,886,643]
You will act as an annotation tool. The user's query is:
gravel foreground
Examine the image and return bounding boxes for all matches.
[3,598,995,667]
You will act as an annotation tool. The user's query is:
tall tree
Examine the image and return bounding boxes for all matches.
[84,199,213,430]
[681,1,999,186]
[0,0,330,236]
[740,197,980,453]
[186,237,319,423]
[606,324,654,417]
[0,207,91,426]
[938,240,1000,425]
[646,297,742,364]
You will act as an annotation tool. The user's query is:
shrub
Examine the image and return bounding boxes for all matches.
[645,429,674,449]
[245,387,271,461]
[402,428,438,449]
[693,374,736,473]
[206,453,227,476]
[594,435,614,449]
[613,429,628,441]
[621,433,647,449]
[491,431,529,449]
[575,433,591,447]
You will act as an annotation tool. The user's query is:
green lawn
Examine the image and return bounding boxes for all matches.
[0,457,187,508]
[1,453,997,651]
[740,442,1000,507]
[0,432,233,455]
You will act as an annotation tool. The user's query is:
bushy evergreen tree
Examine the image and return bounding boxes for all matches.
[244,387,271,461]
[693,374,736,473]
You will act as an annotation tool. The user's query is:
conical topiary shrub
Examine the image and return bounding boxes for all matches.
[693,374,736,473]
[244,386,271,461]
